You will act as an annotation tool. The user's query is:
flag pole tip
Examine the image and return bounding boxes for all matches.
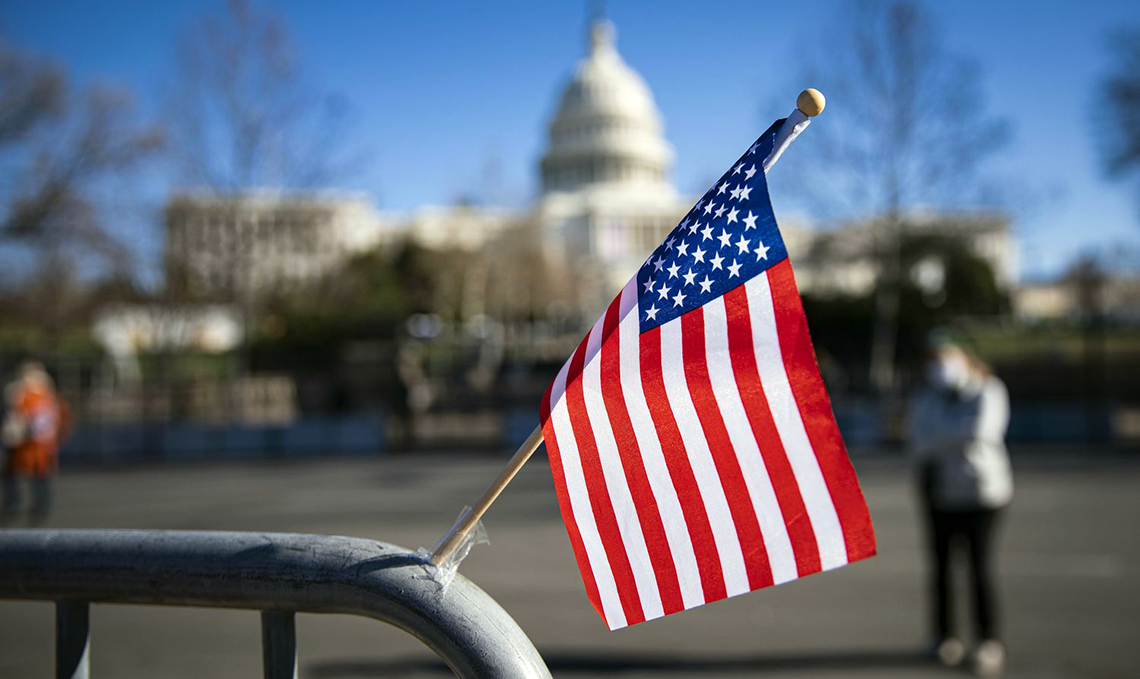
[796,88,825,117]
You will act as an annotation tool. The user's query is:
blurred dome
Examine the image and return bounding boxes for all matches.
[540,19,674,196]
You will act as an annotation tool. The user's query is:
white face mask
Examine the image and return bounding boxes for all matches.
[927,353,971,392]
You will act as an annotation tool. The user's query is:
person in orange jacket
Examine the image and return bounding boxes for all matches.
[2,361,71,526]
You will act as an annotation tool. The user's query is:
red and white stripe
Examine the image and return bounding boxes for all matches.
[541,259,876,629]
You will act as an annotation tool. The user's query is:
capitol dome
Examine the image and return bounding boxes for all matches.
[540,20,674,196]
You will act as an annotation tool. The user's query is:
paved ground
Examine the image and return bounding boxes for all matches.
[0,450,1137,678]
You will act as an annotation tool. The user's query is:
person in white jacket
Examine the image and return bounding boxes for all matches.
[908,338,1012,677]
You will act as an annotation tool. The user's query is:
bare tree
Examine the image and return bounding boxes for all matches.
[0,42,64,146]
[1097,27,1140,216]
[789,0,1010,393]
[0,40,163,338]
[166,0,357,192]
[3,89,164,260]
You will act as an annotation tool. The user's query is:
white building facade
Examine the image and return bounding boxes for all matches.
[165,192,387,302]
[534,19,694,306]
[163,18,1017,315]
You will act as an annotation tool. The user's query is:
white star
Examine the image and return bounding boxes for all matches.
[742,211,758,230]
[676,240,690,257]
[645,304,659,321]
[667,261,680,279]
[726,207,739,224]
[714,204,727,218]
[736,235,751,254]
[665,237,676,251]
[682,268,697,286]
[739,185,753,201]
[703,202,715,215]
[672,290,687,308]
[653,257,664,272]
[744,165,757,180]
[710,252,725,270]
[730,185,742,201]
[717,230,732,249]
[687,219,699,234]
[728,259,742,277]
[657,283,671,300]
[699,275,713,294]
[643,277,655,294]
[716,182,729,195]
[754,240,770,260]
[692,245,707,263]
[732,162,743,175]
[747,141,761,155]
[700,222,714,241]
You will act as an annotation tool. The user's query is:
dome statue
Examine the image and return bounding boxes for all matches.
[540,19,675,197]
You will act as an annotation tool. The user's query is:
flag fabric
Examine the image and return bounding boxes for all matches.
[539,120,876,630]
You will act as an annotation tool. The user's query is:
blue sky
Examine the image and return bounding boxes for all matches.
[3,0,1138,279]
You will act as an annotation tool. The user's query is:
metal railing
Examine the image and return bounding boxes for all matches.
[0,529,551,679]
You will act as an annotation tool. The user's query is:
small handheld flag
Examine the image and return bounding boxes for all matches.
[538,99,876,630]
[430,89,875,631]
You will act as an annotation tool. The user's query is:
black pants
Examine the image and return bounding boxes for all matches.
[926,506,1001,642]
[1,471,53,525]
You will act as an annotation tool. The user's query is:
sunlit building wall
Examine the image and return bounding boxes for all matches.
[165,192,384,302]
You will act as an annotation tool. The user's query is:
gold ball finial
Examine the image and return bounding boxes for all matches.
[797,88,826,117]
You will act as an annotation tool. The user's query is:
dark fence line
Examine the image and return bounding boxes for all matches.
[61,414,387,465]
[6,348,1134,465]
[55,401,1132,466]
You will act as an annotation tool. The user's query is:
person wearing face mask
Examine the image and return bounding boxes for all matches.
[907,334,1012,677]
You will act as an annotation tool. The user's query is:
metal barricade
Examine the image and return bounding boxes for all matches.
[0,529,551,679]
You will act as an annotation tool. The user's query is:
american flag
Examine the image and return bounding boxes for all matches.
[540,120,876,630]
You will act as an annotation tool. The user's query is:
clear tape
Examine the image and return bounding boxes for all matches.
[417,506,489,591]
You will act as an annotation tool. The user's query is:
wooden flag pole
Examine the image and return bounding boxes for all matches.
[430,424,545,565]
[428,88,825,569]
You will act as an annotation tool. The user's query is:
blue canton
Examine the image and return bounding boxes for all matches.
[637,121,789,333]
